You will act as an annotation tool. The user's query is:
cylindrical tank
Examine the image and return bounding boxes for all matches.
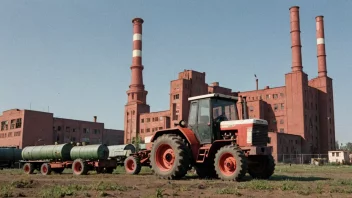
[21,143,73,161]
[70,144,109,160]
[0,147,23,161]
[107,144,136,158]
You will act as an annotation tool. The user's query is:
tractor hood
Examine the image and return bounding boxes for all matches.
[220,119,268,129]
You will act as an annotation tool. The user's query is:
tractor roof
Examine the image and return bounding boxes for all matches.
[188,93,239,101]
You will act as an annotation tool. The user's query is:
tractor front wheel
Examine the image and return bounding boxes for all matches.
[150,134,191,179]
[247,155,275,179]
[214,146,247,181]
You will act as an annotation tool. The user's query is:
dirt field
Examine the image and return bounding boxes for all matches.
[0,164,352,198]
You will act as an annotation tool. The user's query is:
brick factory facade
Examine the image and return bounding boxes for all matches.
[124,6,335,162]
[0,109,124,148]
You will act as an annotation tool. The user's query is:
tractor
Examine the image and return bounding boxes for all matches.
[124,93,275,181]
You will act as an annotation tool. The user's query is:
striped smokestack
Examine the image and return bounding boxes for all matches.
[130,18,144,89]
[316,16,327,77]
[289,6,303,72]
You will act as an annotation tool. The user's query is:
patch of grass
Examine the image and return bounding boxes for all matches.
[38,185,78,198]
[94,181,128,191]
[0,185,13,197]
[11,177,36,188]
[155,188,165,198]
[216,187,242,196]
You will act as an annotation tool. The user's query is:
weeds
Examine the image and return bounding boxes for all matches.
[216,187,242,196]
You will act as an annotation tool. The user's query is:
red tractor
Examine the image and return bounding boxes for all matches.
[124,93,275,181]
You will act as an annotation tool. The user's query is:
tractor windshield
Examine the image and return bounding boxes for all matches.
[212,98,238,121]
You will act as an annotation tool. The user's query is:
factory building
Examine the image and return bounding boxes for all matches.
[124,6,336,162]
[0,109,124,148]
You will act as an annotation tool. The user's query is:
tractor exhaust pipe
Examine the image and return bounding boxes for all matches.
[241,96,248,119]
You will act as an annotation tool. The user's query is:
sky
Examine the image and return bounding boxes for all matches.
[0,0,351,144]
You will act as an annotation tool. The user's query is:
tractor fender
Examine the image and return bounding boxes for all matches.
[208,140,233,158]
[150,126,200,160]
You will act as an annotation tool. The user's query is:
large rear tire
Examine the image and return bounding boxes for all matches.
[247,155,275,179]
[124,156,141,175]
[150,134,191,179]
[214,146,247,181]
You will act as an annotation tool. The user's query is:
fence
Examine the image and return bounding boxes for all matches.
[274,153,329,164]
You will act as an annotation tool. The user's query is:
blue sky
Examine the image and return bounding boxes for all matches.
[0,1,351,144]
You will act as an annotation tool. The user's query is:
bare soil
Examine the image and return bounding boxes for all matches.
[0,164,352,198]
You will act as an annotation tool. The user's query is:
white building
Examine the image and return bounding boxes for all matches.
[328,151,350,164]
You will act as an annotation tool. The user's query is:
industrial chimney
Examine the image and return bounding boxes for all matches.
[316,16,327,77]
[93,116,97,122]
[289,6,303,72]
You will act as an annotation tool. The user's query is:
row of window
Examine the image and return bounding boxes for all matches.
[243,93,285,101]
[141,116,163,123]
[55,126,101,134]
[140,127,163,133]
[0,119,22,131]
[0,131,21,138]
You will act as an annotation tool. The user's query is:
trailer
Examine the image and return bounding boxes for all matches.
[20,143,117,175]
[123,141,152,175]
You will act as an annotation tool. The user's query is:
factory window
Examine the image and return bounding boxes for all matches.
[273,120,277,124]
[132,93,134,100]
[141,129,144,133]
[280,103,285,110]
[173,94,179,100]
[94,129,100,134]
[72,128,76,132]
[249,106,254,112]
[66,127,70,132]
[7,132,12,137]
[273,94,278,99]
[15,119,22,128]
[280,119,284,124]
[83,128,89,134]
[1,121,8,131]
[274,104,278,111]
[58,126,62,131]
[14,131,21,136]
[295,140,298,144]
[10,120,15,129]
[266,95,270,99]
[155,117,159,121]
[141,119,144,123]
[280,93,284,97]
[159,127,163,130]
[279,128,284,132]
[146,128,150,132]
[146,118,150,122]
[72,137,76,142]
[133,110,135,115]
[152,128,155,132]
[336,152,339,157]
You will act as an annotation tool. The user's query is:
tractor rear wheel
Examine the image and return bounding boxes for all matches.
[214,146,247,181]
[124,156,141,175]
[150,134,191,179]
[247,155,275,179]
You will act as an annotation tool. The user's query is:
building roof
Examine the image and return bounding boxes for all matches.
[188,93,238,101]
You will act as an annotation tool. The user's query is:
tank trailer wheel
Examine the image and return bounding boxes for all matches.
[124,156,141,175]
[150,134,191,180]
[72,159,89,175]
[214,146,247,181]
[248,155,275,179]
[23,163,35,175]
[40,163,52,175]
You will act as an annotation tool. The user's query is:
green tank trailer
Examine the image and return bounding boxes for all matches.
[0,147,22,168]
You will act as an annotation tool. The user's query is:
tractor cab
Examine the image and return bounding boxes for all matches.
[185,93,239,144]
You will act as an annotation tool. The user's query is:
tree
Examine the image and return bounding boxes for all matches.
[335,140,339,150]
[340,142,352,152]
